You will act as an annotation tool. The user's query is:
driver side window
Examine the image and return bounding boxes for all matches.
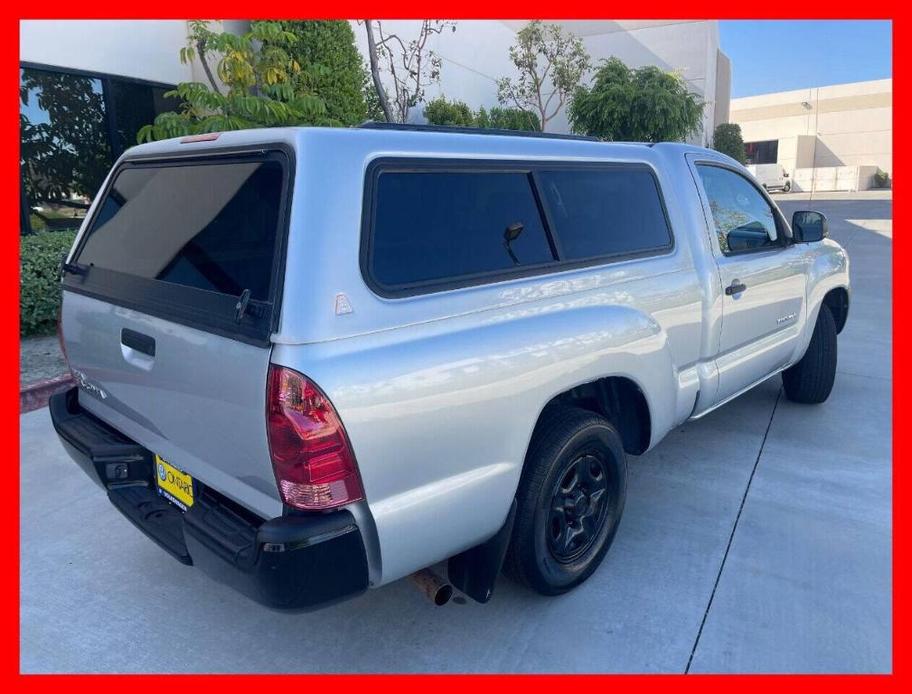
[696,164,782,255]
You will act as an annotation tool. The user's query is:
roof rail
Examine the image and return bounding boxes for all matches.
[357,121,600,142]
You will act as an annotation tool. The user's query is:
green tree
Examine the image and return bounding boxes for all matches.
[712,123,746,163]
[496,21,590,132]
[569,58,704,142]
[424,96,474,126]
[277,20,366,126]
[138,20,327,142]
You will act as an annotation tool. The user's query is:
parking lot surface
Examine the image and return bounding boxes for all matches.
[20,192,891,673]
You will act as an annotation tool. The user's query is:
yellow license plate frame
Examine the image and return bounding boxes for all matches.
[154,455,194,510]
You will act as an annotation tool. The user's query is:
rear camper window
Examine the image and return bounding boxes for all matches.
[65,151,289,344]
[77,159,283,300]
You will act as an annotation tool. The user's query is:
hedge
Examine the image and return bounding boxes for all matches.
[20,231,76,336]
[424,97,542,132]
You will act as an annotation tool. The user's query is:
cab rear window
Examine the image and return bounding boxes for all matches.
[76,159,283,301]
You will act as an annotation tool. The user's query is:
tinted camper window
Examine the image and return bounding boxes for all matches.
[369,170,554,288]
[77,159,283,301]
[538,168,672,261]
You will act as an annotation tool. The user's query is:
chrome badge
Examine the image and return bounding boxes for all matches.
[71,368,108,400]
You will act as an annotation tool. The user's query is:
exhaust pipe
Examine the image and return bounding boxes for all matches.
[409,568,453,606]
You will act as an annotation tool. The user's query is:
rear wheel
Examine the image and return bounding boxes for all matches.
[782,304,838,403]
[505,407,627,595]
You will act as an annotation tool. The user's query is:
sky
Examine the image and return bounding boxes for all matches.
[720,20,892,98]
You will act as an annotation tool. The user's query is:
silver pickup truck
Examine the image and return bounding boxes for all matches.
[51,123,849,610]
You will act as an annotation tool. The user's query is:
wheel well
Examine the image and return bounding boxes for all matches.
[823,287,849,334]
[535,377,651,455]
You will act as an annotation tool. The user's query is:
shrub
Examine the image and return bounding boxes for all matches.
[873,169,891,188]
[425,98,541,132]
[712,123,746,164]
[424,97,475,126]
[279,20,368,126]
[20,231,76,336]
[485,106,541,131]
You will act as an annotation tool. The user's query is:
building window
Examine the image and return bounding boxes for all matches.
[19,64,179,234]
[744,140,779,165]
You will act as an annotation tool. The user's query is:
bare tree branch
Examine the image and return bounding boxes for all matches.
[364,20,393,122]
[362,19,453,123]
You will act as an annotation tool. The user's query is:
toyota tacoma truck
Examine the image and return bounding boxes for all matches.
[51,123,849,610]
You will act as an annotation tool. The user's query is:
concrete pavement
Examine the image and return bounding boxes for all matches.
[19,193,892,673]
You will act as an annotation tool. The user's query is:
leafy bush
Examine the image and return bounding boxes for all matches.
[712,123,746,164]
[873,169,891,188]
[484,106,541,131]
[424,98,541,131]
[569,58,703,142]
[424,97,475,126]
[278,20,367,126]
[20,231,76,336]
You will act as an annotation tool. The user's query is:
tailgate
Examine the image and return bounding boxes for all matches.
[59,147,292,519]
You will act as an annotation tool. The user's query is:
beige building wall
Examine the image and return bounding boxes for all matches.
[730,78,892,175]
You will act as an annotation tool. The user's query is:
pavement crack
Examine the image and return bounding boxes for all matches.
[684,387,783,673]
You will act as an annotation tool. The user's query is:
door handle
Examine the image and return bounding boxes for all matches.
[121,328,156,357]
[725,280,747,296]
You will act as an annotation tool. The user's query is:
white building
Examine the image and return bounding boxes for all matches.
[730,79,892,191]
[352,19,730,142]
[19,19,730,233]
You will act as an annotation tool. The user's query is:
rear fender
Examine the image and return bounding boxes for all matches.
[274,302,679,585]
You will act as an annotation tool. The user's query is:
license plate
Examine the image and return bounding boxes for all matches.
[154,455,194,510]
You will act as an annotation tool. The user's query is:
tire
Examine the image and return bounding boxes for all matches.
[782,303,838,404]
[783,181,792,192]
[504,407,627,595]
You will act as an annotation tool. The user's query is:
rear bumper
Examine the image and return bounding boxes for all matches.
[50,387,369,611]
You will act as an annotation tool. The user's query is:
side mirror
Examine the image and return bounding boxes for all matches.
[792,210,828,243]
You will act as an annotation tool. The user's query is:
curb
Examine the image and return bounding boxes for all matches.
[21,373,74,414]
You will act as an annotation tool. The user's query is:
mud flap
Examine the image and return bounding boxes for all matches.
[447,499,517,603]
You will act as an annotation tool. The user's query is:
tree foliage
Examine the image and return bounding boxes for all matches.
[278,20,367,126]
[423,97,541,131]
[496,21,590,131]
[423,97,475,126]
[480,106,541,131]
[362,20,455,124]
[138,20,328,142]
[712,123,746,163]
[568,58,704,142]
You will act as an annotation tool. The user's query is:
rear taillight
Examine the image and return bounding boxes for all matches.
[266,365,364,510]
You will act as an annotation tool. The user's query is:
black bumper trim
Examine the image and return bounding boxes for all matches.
[50,387,370,611]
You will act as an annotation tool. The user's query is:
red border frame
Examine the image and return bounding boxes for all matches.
[7,6,901,686]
